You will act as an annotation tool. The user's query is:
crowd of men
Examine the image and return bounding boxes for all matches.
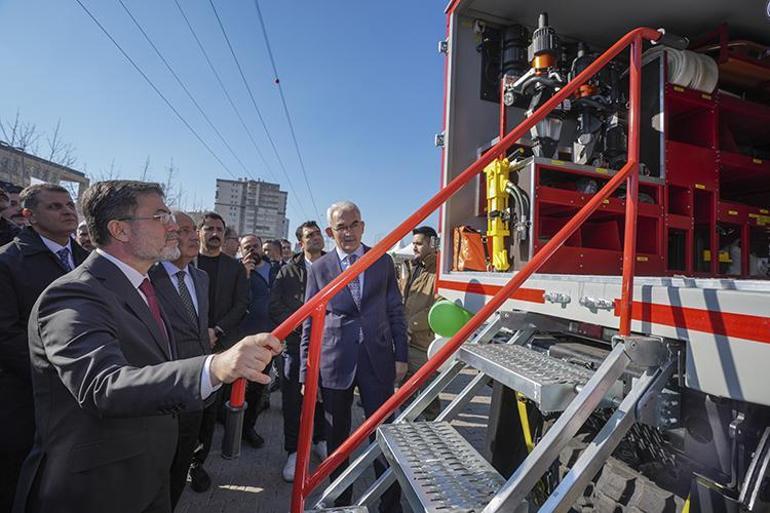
[0,179,441,513]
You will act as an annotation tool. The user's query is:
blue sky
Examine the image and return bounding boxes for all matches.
[0,0,446,244]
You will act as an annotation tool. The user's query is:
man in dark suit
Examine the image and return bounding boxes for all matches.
[190,212,249,491]
[13,181,280,513]
[0,184,86,512]
[300,201,408,513]
[239,233,282,449]
[149,211,210,509]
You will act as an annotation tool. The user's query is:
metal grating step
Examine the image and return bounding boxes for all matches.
[458,343,618,412]
[377,422,504,513]
[305,508,368,513]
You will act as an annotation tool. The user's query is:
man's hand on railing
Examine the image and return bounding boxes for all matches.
[210,333,283,386]
[396,361,408,384]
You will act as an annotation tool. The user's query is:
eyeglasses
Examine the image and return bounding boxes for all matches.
[118,212,176,225]
[331,221,362,233]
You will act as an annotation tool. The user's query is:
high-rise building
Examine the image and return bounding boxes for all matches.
[214,178,289,239]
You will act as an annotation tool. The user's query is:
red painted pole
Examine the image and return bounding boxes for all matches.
[619,36,643,336]
[290,304,327,513]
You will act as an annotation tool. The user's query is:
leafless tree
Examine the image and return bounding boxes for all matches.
[89,158,122,183]
[139,156,151,181]
[163,158,185,208]
[0,110,40,153]
[45,119,78,168]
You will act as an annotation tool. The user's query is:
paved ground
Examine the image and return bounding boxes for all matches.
[177,368,491,513]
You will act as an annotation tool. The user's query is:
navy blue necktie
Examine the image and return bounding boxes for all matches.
[56,247,73,272]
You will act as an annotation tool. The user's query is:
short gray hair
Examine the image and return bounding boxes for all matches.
[326,201,361,226]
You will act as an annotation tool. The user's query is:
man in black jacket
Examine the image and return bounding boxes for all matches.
[189,211,249,492]
[239,234,281,449]
[0,184,86,512]
[269,221,327,482]
[149,212,211,508]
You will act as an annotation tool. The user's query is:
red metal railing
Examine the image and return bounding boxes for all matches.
[224,26,661,513]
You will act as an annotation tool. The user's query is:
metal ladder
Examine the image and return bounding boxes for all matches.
[308,311,676,513]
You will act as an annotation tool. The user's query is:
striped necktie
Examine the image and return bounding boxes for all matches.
[347,254,362,309]
[56,247,73,272]
[175,270,198,325]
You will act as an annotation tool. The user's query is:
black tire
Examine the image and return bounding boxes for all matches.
[558,433,685,513]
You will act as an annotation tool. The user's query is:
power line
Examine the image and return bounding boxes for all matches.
[171,0,283,189]
[207,0,311,221]
[252,0,323,223]
[72,0,238,181]
[116,0,255,181]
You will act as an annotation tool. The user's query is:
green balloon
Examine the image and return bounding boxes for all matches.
[428,300,474,337]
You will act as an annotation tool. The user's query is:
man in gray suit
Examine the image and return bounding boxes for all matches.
[149,211,211,509]
[300,201,408,513]
[14,181,281,513]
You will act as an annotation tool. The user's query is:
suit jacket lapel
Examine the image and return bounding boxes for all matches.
[330,251,359,312]
[189,267,210,354]
[360,245,374,306]
[215,255,226,306]
[152,265,196,331]
[121,283,173,361]
[90,254,172,360]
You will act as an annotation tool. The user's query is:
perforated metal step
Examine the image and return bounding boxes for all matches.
[459,343,618,412]
[305,508,368,513]
[377,422,504,513]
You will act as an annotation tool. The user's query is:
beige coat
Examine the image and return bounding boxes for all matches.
[399,252,439,351]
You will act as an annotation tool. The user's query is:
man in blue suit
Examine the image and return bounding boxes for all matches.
[301,201,407,513]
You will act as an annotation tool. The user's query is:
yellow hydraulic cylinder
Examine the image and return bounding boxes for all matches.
[484,157,511,271]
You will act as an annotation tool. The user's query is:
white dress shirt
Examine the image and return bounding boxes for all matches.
[336,244,365,292]
[96,249,219,399]
[161,260,199,315]
[40,235,75,269]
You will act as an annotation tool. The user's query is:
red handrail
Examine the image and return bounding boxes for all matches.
[227,26,659,513]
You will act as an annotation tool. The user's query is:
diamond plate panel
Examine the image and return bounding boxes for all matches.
[459,343,597,412]
[377,422,504,513]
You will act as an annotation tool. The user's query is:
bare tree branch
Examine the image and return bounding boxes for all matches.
[0,110,40,152]
[139,156,151,181]
[46,119,78,168]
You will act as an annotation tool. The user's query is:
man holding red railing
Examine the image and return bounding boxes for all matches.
[300,201,407,513]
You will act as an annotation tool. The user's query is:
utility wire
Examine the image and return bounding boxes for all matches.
[252,0,323,223]
[72,0,237,180]
[171,0,284,189]
[116,0,255,181]
[207,0,310,221]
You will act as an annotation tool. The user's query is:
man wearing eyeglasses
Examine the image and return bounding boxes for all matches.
[189,212,250,492]
[13,181,281,513]
[148,211,211,508]
[300,200,407,513]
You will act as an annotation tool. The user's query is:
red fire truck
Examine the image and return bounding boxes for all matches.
[224,2,770,512]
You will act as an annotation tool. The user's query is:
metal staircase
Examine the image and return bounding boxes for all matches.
[309,311,676,513]
[213,27,676,513]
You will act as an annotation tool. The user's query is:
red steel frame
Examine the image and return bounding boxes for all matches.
[223,26,660,513]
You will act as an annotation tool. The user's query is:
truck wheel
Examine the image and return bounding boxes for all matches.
[558,433,685,513]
